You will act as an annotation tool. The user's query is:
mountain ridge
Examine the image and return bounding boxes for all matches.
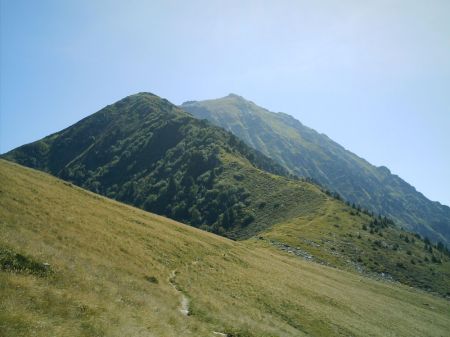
[181,94,450,245]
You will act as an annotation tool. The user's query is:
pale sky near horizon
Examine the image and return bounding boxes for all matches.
[1,0,449,206]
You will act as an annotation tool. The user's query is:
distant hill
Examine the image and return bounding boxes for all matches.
[1,159,450,336]
[181,94,450,245]
[3,92,450,296]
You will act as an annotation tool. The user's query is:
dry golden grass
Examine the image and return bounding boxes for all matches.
[1,159,449,337]
[262,197,450,295]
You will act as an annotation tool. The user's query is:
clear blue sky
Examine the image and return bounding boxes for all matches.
[1,0,449,206]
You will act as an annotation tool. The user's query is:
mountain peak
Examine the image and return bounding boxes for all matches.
[127,91,158,99]
[226,93,244,99]
[224,93,253,104]
[181,93,248,107]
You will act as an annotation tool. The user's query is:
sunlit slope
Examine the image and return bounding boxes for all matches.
[182,94,450,245]
[257,195,450,296]
[220,152,450,296]
[216,152,326,239]
[1,160,450,337]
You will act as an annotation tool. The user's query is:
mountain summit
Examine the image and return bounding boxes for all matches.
[181,95,450,245]
[2,92,292,236]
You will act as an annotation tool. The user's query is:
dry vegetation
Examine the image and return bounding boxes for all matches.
[261,198,450,295]
[1,159,449,337]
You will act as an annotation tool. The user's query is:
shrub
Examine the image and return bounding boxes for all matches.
[396,262,405,269]
[146,276,159,284]
[0,247,51,277]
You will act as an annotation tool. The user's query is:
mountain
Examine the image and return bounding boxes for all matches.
[1,159,450,337]
[2,92,290,236]
[3,92,450,296]
[181,94,450,245]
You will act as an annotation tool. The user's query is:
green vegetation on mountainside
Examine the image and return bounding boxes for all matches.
[182,94,450,245]
[217,152,326,239]
[1,160,450,337]
[2,93,289,235]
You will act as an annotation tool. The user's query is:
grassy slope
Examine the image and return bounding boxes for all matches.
[219,152,450,296]
[1,160,449,337]
[258,199,450,296]
[217,152,325,239]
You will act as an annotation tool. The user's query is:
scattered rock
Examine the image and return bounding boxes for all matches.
[268,240,314,260]
[212,332,228,337]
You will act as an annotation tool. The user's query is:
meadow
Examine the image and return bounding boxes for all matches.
[1,159,449,337]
